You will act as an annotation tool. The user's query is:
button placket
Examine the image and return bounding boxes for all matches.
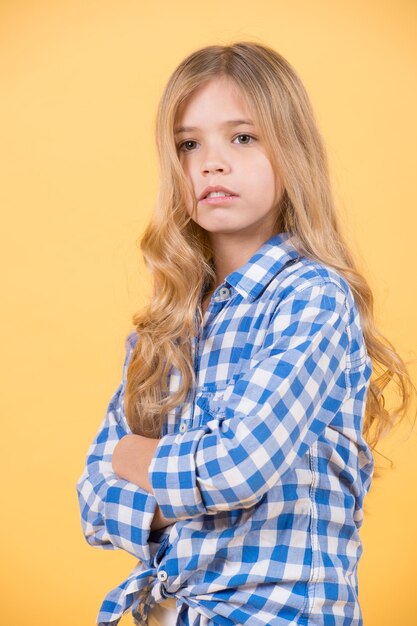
[157,570,168,582]
[218,286,230,299]
[153,533,170,568]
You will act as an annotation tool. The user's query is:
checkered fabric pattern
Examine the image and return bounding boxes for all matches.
[76,231,374,625]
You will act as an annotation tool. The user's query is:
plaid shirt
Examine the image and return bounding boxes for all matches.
[76,231,374,626]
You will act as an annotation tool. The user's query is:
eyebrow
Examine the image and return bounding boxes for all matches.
[174,119,255,135]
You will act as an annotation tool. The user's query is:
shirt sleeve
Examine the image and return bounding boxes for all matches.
[75,331,158,567]
[148,279,352,520]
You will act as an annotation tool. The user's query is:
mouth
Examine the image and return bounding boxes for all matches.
[199,194,239,206]
[198,186,238,201]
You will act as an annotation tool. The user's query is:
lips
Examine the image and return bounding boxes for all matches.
[199,185,238,201]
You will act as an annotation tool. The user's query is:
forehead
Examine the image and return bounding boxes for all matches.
[175,77,254,126]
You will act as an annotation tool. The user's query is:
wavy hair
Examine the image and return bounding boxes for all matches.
[124,41,416,476]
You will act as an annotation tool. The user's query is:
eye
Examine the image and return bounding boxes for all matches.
[177,140,198,152]
[233,134,256,145]
[176,134,257,153]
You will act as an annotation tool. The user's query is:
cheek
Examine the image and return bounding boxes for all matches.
[178,160,195,213]
[247,156,277,201]
[183,191,195,217]
[263,159,279,202]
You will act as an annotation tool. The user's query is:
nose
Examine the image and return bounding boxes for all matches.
[202,161,231,175]
[201,150,231,175]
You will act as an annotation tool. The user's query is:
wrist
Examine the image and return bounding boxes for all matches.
[151,504,175,531]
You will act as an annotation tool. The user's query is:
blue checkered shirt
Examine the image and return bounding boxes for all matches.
[76,231,374,625]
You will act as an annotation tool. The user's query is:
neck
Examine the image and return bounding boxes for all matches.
[208,230,277,286]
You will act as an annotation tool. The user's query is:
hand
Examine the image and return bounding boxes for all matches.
[112,434,176,530]
[151,504,175,532]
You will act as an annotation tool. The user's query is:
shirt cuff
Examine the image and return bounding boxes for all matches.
[148,422,217,520]
[104,477,158,566]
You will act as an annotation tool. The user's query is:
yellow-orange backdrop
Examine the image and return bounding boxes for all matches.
[0,1,416,624]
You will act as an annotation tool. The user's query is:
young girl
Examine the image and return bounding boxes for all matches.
[76,41,415,626]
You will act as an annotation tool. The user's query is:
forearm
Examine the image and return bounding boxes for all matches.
[112,433,158,492]
[112,433,176,531]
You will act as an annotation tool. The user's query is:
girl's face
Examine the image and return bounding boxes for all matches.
[175,76,283,241]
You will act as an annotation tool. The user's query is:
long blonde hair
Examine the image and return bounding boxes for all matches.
[124,41,416,475]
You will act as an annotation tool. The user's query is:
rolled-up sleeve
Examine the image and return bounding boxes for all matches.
[75,332,157,567]
[148,279,352,520]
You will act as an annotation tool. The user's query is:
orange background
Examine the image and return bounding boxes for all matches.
[0,1,416,624]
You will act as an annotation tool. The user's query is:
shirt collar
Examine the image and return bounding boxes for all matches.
[224,231,303,302]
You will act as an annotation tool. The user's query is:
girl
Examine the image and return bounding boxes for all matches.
[76,41,416,626]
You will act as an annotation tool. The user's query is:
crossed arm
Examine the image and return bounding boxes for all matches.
[111,434,174,532]
[77,279,356,556]
[75,346,179,565]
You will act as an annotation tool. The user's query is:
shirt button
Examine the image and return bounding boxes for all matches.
[219,286,230,298]
[179,422,187,433]
[157,570,168,582]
